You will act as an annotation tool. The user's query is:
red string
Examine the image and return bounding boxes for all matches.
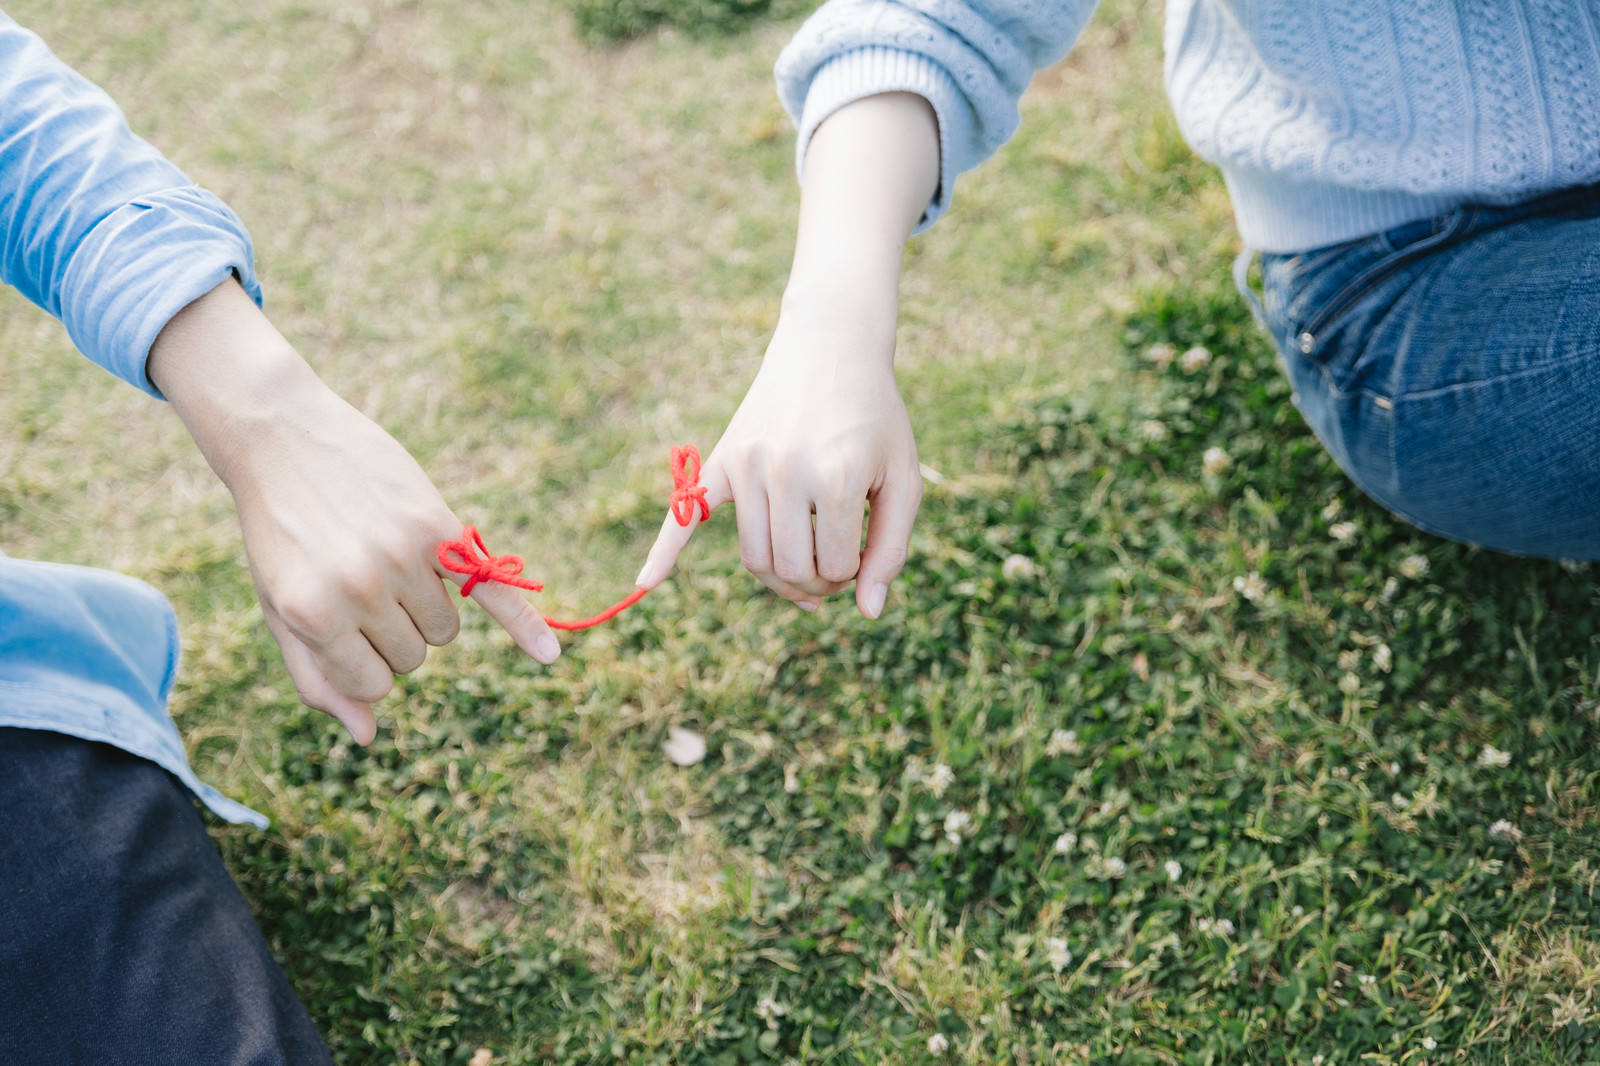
[669,444,711,526]
[436,444,710,632]
[437,526,544,598]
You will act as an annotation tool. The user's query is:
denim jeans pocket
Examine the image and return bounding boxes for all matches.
[1269,207,1475,374]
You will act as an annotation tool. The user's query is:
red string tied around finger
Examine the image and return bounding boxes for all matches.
[437,443,710,631]
[437,526,545,598]
[668,444,711,527]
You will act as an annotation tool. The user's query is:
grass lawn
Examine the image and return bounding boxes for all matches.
[4,1,1599,1062]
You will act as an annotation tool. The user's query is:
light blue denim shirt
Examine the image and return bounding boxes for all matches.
[1,12,265,826]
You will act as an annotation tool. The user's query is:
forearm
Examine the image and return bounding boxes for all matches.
[781,92,939,335]
[146,279,329,493]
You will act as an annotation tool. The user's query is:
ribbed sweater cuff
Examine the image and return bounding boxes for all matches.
[795,46,974,234]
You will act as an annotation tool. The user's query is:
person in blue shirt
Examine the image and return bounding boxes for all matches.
[0,12,561,1061]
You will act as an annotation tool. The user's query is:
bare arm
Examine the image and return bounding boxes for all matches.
[638,92,938,619]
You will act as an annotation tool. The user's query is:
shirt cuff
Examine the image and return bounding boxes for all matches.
[793,46,976,234]
[56,184,262,399]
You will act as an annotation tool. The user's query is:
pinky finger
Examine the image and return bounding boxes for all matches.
[263,603,378,745]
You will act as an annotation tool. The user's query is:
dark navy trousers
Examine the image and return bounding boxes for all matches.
[0,727,333,1064]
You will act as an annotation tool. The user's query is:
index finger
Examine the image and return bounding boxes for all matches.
[433,559,563,665]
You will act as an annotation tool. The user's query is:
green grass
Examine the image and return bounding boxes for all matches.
[4,1,1600,1063]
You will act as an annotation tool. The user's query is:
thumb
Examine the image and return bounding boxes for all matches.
[634,452,730,590]
[854,462,922,620]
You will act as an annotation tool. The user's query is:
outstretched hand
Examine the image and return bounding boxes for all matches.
[635,298,922,619]
[148,280,560,743]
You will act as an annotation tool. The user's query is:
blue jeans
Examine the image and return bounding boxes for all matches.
[1246,183,1600,559]
[0,728,333,1065]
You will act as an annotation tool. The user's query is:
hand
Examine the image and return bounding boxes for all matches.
[636,292,922,618]
[148,280,561,744]
[636,91,938,619]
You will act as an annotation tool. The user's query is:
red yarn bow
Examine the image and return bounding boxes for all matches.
[437,526,545,598]
[436,443,711,631]
[668,444,711,527]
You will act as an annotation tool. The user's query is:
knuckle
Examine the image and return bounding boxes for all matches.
[391,643,427,675]
[422,608,461,646]
[772,557,810,584]
[818,558,859,584]
[352,674,394,704]
[276,590,338,643]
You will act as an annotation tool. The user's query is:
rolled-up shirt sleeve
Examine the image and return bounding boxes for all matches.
[0,12,260,398]
[776,0,1102,231]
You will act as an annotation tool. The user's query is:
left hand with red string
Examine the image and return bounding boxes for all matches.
[147,279,562,745]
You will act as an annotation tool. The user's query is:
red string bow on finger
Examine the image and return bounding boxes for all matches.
[436,443,710,631]
[668,444,711,526]
[437,526,544,598]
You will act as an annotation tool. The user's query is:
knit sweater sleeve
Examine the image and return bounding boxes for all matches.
[0,13,261,398]
[776,0,1101,231]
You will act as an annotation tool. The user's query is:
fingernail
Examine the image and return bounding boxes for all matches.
[866,583,888,619]
[536,634,561,663]
[635,562,655,588]
[797,600,820,612]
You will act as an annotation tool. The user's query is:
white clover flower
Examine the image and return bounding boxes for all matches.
[1181,345,1213,373]
[1196,916,1235,938]
[1233,571,1266,602]
[944,809,973,845]
[925,762,955,797]
[1380,575,1400,603]
[1291,905,1305,918]
[1372,644,1393,673]
[1488,818,1523,842]
[1478,744,1511,769]
[1550,992,1589,1028]
[1164,859,1182,883]
[1045,728,1083,758]
[1399,553,1430,580]
[1386,761,1401,776]
[1312,1056,1325,1066]
[1357,973,1376,988]
[927,1033,949,1055]
[1330,521,1358,543]
[783,763,800,794]
[1043,936,1072,973]
[886,724,911,751]
[1320,498,1342,522]
[754,997,786,1029]
[662,726,707,766]
[1202,446,1232,476]
[1103,856,1127,879]
[1337,649,1362,672]
[1052,832,1078,855]
[1338,672,1362,695]
[1145,342,1177,371]
[1001,553,1038,581]
[1138,419,1169,444]
[1422,1036,1437,1050]
[1559,558,1591,574]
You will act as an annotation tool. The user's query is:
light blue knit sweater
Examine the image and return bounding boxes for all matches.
[776,1,1600,252]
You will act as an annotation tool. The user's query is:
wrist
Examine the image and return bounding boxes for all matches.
[148,280,335,487]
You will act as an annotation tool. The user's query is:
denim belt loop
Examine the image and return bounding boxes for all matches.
[1232,247,1268,330]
